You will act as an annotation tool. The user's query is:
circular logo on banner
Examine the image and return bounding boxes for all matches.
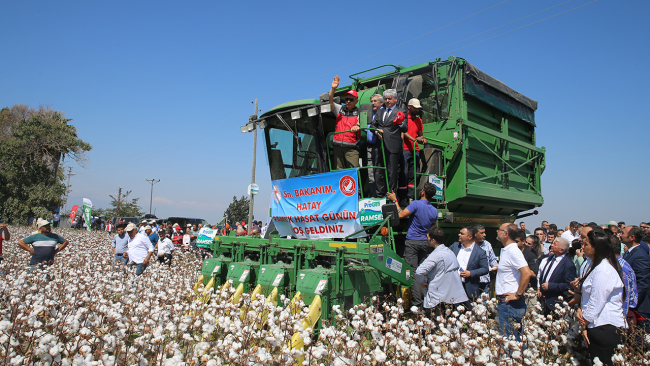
[339,176,356,196]
[273,186,282,203]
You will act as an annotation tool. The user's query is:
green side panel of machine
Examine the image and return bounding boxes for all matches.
[257,262,294,298]
[226,260,260,290]
[201,256,233,286]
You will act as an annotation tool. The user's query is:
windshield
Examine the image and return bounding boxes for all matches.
[264,109,327,180]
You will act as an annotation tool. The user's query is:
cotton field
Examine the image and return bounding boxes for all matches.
[0,227,646,366]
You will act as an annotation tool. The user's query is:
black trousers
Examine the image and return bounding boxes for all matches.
[399,150,419,201]
[158,254,172,266]
[587,324,622,366]
[375,151,402,197]
[424,303,454,319]
[403,240,432,308]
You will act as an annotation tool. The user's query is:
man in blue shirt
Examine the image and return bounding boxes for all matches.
[17,219,69,270]
[145,226,159,249]
[387,182,438,311]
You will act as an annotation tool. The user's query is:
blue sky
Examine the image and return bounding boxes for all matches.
[1,0,648,227]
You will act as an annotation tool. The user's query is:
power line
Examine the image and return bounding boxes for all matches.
[424,0,601,62]
[399,0,577,64]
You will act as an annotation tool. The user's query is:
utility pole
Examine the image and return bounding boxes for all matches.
[116,187,122,217]
[146,179,160,215]
[62,167,76,216]
[248,99,259,233]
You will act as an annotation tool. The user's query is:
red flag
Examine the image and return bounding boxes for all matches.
[70,205,79,221]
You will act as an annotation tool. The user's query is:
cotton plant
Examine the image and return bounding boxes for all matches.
[0,226,647,365]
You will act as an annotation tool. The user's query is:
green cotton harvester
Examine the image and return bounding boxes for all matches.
[194,56,545,345]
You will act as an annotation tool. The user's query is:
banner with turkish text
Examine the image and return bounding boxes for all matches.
[82,198,92,232]
[271,169,365,239]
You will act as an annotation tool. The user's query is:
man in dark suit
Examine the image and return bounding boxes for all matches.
[536,237,576,316]
[450,226,489,303]
[371,88,408,197]
[622,226,650,312]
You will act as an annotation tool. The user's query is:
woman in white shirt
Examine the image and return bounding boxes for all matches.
[577,230,625,366]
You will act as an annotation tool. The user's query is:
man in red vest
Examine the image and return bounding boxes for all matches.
[399,98,427,201]
[329,76,361,170]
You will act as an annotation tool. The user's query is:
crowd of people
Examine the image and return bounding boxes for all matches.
[6,210,649,364]
[405,217,650,365]
[329,76,426,201]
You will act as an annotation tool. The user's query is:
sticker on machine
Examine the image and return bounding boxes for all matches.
[261,268,266,274]
[385,257,402,273]
[211,266,220,275]
[272,273,284,287]
[239,270,250,282]
[406,270,410,281]
[314,279,327,294]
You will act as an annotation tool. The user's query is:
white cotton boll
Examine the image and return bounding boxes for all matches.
[372,347,387,363]
[593,357,603,366]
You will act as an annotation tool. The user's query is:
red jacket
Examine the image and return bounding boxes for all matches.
[403,115,423,152]
[333,106,360,147]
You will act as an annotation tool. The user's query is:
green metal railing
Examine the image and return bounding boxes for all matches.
[325,128,390,200]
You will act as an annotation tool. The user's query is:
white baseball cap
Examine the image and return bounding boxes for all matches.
[407,98,422,109]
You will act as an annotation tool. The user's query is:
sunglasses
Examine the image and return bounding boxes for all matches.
[345,98,356,103]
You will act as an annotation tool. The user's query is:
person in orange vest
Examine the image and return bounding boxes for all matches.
[329,76,361,170]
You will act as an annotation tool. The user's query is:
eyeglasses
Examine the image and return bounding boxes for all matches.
[345,98,356,103]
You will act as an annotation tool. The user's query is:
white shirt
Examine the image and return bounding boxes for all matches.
[182,234,190,248]
[537,254,566,287]
[127,233,154,264]
[157,238,175,255]
[561,230,579,243]
[383,107,394,122]
[456,242,474,282]
[581,258,626,328]
[495,242,529,295]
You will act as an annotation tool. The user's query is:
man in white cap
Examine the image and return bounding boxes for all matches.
[17,218,69,270]
[123,222,154,276]
[399,98,427,201]
[138,220,147,234]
